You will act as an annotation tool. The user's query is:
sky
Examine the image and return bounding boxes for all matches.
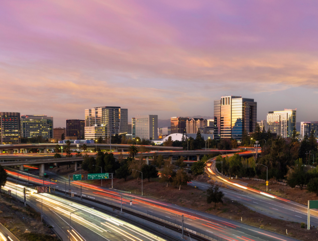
[1,0,318,127]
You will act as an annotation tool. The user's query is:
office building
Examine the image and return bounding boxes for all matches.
[21,115,53,139]
[171,117,188,134]
[158,127,171,138]
[186,118,207,134]
[214,96,257,140]
[266,109,296,138]
[300,122,311,138]
[53,127,65,141]
[300,121,318,139]
[133,115,158,140]
[0,112,21,144]
[66,119,85,139]
[258,120,268,131]
[84,106,128,140]
[132,117,136,138]
[84,126,107,141]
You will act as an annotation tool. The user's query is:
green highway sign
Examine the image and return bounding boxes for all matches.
[87,173,109,180]
[73,174,82,181]
[24,169,28,171]
[309,200,318,209]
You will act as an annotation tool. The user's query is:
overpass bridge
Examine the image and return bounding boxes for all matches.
[0,143,183,153]
[1,149,241,176]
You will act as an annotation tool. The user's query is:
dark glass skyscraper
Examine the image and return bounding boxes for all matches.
[66,119,85,139]
[214,96,257,140]
[0,112,21,144]
[171,117,188,134]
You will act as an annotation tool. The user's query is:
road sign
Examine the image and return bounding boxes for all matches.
[87,173,109,180]
[73,174,82,181]
[309,200,318,209]
[24,169,29,171]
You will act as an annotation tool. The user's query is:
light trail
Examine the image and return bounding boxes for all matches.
[0,232,7,241]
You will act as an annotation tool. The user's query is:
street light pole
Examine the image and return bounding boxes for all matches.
[256,163,268,192]
[132,169,143,196]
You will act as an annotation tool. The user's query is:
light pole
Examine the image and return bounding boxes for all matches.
[93,165,103,187]
[132,169,143,196]
[254,141,260,160]
[256,163,268,192]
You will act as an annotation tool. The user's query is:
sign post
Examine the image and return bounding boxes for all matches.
[307,200,318,230]
[87,173,109,180]
[73,174,82,181]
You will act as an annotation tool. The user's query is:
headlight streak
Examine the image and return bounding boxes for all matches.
[0,232,7,241]
[72,230,84,241]
[67,230,79,241]
[100,222,141,241]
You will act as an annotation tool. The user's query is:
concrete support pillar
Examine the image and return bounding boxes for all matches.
[74,162,78,171]
[121,149,124,153]
[54,162,58,167]
[187,156,190,161]
[146,157,149,165]
[169,156,173,164]
[39,164,45,177]
[9,150,13,154]
[20,165,24,171]
[197,155,200,161]
[24,149,28,153]
[44,149,48,154]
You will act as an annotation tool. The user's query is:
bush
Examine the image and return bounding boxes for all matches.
[307,177,318,195]
[54,153,62,158]
[75,152,82,157]
[300,222,306,228]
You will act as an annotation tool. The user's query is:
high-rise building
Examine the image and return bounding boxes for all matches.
[132,117,136,138]
[21,115,53,139]
[84,106,128,140]
[300,122,311,138]
[158,127,171,137]
[53,128,65,141]
[258,120,268,132]
[214,96,257,140]
[207,119,214,127]
[0,112,21,144]
[66,119,85,139]
[134,115,158,140]
[171,117,188,134]
[266,109,296,138]
[186,118,207,134]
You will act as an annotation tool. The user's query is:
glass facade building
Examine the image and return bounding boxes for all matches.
[84,106,128,140]
[266,109,296,138]
[0,112,21,144]
[66,119,85,139]
[186,118,207,134]
[214,96,257,140]
[171,117,188,134]
[134,115,158,140]
[300,121,318,139]
[21,115,53,139]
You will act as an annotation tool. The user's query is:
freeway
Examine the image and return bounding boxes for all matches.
[6,169,299,241]
[0,223,19,241]
[2,181,166,241]
[205,156,318,226]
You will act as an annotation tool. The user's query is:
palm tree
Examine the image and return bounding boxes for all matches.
[129,145,138,159]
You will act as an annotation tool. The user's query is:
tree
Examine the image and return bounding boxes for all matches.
[307,178,318,196]
[175,156,186,168]
[207,184,224,207]
[55,144,60,153]
[191,160,205,176]
[65,140,72,157]
[129,145,138,159]
[173,169,191,190]
[141,165,158,181]
[116,160,131,181]
[104,153,119,173]
[163,137,173,146]
[160,163,175,187]
[287,159,309,190]
[0,165,7,192]
[154,155,164,168]
[218,139,232,150]
[129,156,145,178]
[194,130,205,149]
[97,136,103,143]
[82,144,87,153]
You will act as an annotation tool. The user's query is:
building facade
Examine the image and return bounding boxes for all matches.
[186,118,207,134]
[266,109,296,138]
[0,112,21,144]
[214,96,257,140]
[84,106,128,140]
[171,117,188,134]
[21,115,53,139]
[300,122,311,138]
[53,128,65,141]
[66,119,85,139]
[134,115,158,140]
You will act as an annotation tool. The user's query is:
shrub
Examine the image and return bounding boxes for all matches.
[300,222,306,228]
[54,153,61,158]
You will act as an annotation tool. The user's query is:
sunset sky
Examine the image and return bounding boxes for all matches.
[1,0,318,127]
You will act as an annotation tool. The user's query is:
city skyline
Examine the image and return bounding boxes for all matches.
[1,1,318,127]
